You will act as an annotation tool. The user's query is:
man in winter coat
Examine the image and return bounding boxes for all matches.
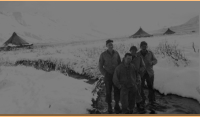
[99,39,121,114]
[129,46,146,110]
[137,41,157,106]
[113,53,140,114]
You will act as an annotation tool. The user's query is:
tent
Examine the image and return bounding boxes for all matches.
[4,32,30,46]
[130,27,153,38]
[163,28,175,35]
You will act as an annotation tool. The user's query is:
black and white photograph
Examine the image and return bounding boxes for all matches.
[0,1,199,114]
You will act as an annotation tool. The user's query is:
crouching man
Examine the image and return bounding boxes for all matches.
[113,53,140,114]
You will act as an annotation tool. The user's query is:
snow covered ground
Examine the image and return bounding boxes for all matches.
[0,33,199,114]
[0,66,93,114]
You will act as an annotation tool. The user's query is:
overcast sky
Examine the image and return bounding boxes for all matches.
[0,1,199,36]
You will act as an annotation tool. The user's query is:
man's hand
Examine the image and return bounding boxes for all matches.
[152,61,157,66]
[151,61,154,66]
[148,61,155,66]
[103,71,107,77]
[150,61,157,66]
[118,85,122,89]
[137,79,141,85]
[103,72,106,76]
[140,67,145,73]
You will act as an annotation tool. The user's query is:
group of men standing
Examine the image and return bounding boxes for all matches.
[99,39,157,114]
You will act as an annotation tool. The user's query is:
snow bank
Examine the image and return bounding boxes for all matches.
[0,66,93,114]
[154,57,200,102]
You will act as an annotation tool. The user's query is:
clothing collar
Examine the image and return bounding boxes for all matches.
[132,54,138,58]
[107,49,115,55]
[139,50,150,55]
[141,50,149,53]
[123,61,131,68]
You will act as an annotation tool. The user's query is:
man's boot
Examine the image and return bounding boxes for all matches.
[107,103,113,114]
[122,108,130,114]
[129,109,134,114]
[149,100,156,106]
[114,103,122,114]
[136,103,145,111]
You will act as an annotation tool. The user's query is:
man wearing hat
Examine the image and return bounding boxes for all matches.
[137,41,157,106]
[99,39,122,114]
[129,45,146,110]
[113,53,140,114]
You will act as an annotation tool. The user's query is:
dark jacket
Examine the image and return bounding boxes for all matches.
[113,62,139,89]
[131,55,146,77]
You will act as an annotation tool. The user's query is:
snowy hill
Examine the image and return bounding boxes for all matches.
[0,11,112,45]
[171,15,199,34]
[150,15,199,36]
[0,10,198,45]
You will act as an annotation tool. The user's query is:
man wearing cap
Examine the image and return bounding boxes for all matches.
[99,39,121,114]
[113,53,140,114]
[137,41,157,106]
[129,46,146,110]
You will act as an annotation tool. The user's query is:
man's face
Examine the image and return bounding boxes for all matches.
[141,44,147,51]
[106,42,113,50]
[125,55,132,64]
[130,49,137,56]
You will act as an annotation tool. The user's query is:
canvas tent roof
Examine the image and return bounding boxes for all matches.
[163,28,175,35]
[130,27,153,38]
[4,32,29,46]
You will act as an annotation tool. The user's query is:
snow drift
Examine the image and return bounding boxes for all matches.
[0,66,93,114]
